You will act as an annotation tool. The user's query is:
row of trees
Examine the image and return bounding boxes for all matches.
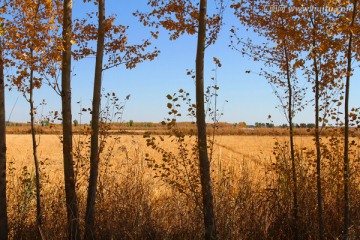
[0,0,158,239]
[0,0,360,239]
[232,1,359,239]
[0,0,222,239]
[254,123,316,128]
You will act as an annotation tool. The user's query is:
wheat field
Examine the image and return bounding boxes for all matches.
[7,134,315,168]
[5,133,360,239]
[6,134,314,188]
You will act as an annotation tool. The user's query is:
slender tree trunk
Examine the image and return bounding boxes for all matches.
[313,52,324,240]
[309,15,324,239]
[29,6,43,237]
[84,0,105,239]
[343,37,351,240]
[284,45,299,240]
[29,67,42,235]
[61,0,80,239]
[0,38,8,240]
[343,2,357,238]
[196,0,217,239]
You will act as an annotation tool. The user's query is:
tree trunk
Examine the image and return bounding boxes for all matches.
[196,0,217,239]
[343,2,357,238]
[343,34,351,240]
[313,52,324,240]
[284,45,299,240]
[30,3,43,236]
[84,0,105,239]
[61,0,80,239]
[311,43,324,240]
[29,67,42,235]
[0,38,8,240]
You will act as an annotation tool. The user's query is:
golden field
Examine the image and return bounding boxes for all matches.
[7,134,316,164]
[5,133,360,239]
[6,134,315,184]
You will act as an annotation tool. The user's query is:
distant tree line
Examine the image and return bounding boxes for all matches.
[239,122,317,128]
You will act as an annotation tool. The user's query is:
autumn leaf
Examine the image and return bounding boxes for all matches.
[213,57,222,67]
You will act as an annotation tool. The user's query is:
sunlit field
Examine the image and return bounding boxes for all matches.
[7,134,315,186]
[6,132,360,239]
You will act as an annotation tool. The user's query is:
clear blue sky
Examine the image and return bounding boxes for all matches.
[4,1,360,126]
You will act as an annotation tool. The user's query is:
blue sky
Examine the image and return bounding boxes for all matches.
[4,1,360,126]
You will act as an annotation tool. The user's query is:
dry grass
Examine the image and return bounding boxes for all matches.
[5,133,360,239]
